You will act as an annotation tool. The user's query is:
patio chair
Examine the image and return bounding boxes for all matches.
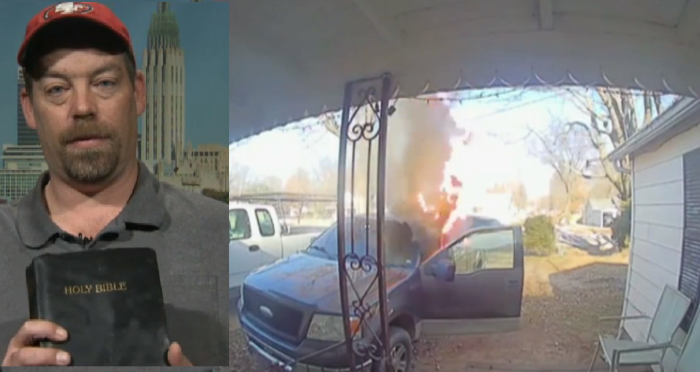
[614,299,700,372]
[587,285,691,372]
[672,302,700,372]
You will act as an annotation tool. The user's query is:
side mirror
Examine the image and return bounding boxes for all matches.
[431,259,456,282]
[280,224,291,235]
[308,235,319,246]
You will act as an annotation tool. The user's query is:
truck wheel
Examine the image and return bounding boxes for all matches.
[372,326,413,372]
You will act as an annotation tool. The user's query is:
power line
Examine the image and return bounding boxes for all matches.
[409,88,534,104]
[303,131,328,150]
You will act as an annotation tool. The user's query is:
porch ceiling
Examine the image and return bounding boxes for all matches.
[230,0,700,143]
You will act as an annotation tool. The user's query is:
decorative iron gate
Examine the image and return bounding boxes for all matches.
[335,73,394,371]
[263,73,396,372]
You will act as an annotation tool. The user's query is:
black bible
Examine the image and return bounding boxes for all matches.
[25,248,170,366]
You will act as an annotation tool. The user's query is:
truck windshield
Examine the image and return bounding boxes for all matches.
[305,219,420,267]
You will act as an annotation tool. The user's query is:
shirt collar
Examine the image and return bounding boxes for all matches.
[16,161,166,248]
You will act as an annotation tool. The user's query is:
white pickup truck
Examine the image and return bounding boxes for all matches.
[228,202,320,297]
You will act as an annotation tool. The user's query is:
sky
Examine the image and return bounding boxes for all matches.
[0,1,228,147]
[229,88,594,199]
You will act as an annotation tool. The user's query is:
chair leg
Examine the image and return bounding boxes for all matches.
[588,341,600,372]
[610,351,617,372]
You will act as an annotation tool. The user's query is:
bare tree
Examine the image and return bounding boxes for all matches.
[229,162,284,197]
[285,168,313,222]
[588,177,615,200]
[548,172,587,216]
[564,88,680,203]
[260,176,283,192]
[229,163,251,197]
[285,168,313,194]
[313,157,338,195]
[527,120,590,216]
[511,182,528,211]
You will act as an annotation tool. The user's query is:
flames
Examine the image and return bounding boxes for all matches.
[417,175,463,233]
[416,132,475,246]
[380,98,474,247]
[348,98,474,248]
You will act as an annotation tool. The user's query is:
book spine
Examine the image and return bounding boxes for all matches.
[25,265,54,348]
[25,265,38,320]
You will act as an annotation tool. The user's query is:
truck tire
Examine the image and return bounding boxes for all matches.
[372,326,413,372]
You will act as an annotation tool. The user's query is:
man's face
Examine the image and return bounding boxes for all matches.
[20,48,145,185]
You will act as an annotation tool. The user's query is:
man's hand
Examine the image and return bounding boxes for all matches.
[2,320,70,366]
[167,342,192,366]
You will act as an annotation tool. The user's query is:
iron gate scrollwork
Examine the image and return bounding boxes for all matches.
[336,73,394,372]
[266,73,395,372]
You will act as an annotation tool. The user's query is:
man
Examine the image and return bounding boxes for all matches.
[0,2,227,368]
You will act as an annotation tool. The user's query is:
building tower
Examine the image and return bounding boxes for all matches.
[16,68,39,146]
[140,2,185,171]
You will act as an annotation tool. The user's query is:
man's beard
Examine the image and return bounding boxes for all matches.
[58,121,122,184]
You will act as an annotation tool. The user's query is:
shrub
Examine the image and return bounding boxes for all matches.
[612,201,631,250]
[523,214,556,256]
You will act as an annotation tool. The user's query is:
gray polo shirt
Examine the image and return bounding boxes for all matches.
[0,162,227,371]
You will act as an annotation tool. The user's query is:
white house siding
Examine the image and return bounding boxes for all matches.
[621,123,700,342]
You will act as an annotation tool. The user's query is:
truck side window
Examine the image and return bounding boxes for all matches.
[472,229,515,269]
[451,229,515,273]
[255,209,276,237]
[229,209,251,240]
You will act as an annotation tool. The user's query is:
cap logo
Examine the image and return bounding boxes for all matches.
[44,2,93,20]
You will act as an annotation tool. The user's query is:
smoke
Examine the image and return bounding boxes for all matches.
[346,99,464,231]
[386,99,464,218]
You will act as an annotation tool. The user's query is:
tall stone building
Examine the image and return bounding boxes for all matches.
[17,68,39,146]
[140,2,185,172]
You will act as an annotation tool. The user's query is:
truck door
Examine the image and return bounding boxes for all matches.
[229,207,262,291]
[418,226,524,335]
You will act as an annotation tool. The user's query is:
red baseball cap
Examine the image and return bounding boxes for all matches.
[17,2,134,66]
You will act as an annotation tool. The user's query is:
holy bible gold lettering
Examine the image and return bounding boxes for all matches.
[25,248,169,366]
[64,282,128,295]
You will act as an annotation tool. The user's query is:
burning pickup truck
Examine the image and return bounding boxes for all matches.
[238,214,524,372]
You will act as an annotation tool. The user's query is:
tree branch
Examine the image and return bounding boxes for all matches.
[526,122,591,214]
